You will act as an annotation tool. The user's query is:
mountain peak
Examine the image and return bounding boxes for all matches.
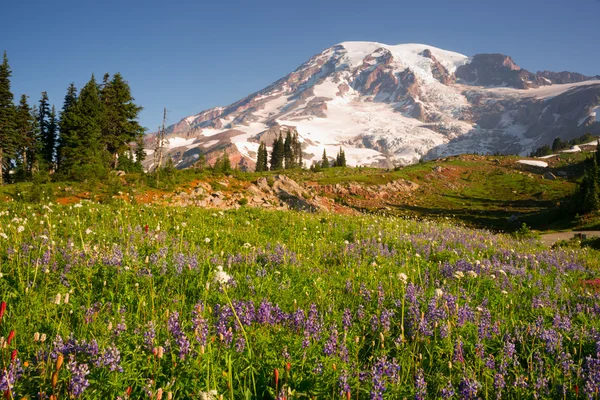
[144,42,600,172]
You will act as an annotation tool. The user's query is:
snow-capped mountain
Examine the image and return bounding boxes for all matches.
[144,41,600,170]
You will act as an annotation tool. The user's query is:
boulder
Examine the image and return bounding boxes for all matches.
[543,172,557,180]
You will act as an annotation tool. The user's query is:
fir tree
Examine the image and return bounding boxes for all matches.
[221,149,231,173]
[270,134,284,170]
[255,142,268,172]
[0,51,15,185]
[66,75,107,179]
[293,131,302,168]
[134,135,146,172]
[38,91,56,169]
[321,149,330,168]
[47,105,57,170]
[581,157,600,213]
[335,147,346,167]
[56,83,78,174]
[100,73,145,169]
[284,130,294,169]
[13,95,34,178]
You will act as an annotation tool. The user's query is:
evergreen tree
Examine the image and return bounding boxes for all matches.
[321,149,330,168]
[293,131,302,168]
[335,147,346,167]
[56,83,79,174]
[47,105,57,170]
[0,51,15,185]
[38,91,56,169]
[221,149,231,173]
[255,142,268,172]
[66,75,107,179]
[100,73,145,169]
[551,137,565,152]
[13,95,35,178]
[581,157,600,213]
[284,130,294,169]
[270,134,284,170]
[134,135,146,172]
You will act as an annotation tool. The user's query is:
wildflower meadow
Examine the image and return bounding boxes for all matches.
[0,201,599,399]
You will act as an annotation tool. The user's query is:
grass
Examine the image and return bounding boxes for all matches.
[1,150,598,232]
[0,202,600,398]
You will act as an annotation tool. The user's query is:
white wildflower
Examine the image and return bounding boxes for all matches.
[17,226,24,233]
[0,233,7,240]
[85,228,93,235]
[40,333,46,342]
[204,238,211,243]
[213,266,232,286]
[434,288,444,298]
[54,293,61,305]
[397,273,408,284]
[454,271,464,279]
[498,269,507,276]
[33,332,40,342]
[199,390,219,400]
[74,203,83,208]
[501,290,508,295]
[242,243,251,249]
[467,270,478,278]
[63,293,69,304]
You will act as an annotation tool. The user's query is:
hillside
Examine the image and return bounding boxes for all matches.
[3,141,598,232]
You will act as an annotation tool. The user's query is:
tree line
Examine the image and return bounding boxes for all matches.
[0,51,145,185]
[254,130,346,172]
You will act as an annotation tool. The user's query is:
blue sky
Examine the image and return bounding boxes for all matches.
[1,0,599,131]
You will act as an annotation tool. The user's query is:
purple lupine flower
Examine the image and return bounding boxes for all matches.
[338,370,351,397]
[342,308,353,331]
[453,340,465,363]
[357,304,366,320]
[414,368,427,400]
[144,321,156,351]
[380,308,395,333]
[584,356,600,399]
[235,336,246,353]
[0,358,22,393]
[167,311,191,359]
[459,377,480,399]
[95,345,122,372]
[493,374,505,398]
[67,356,90,398]
[324,324,338,357]
[114,315,127,336]
[441,380,455,399]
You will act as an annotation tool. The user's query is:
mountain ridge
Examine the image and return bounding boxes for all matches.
[144,41,600,171]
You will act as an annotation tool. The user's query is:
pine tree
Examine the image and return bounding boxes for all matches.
[134,135,146,172]
[0,51,15,185]
[581,156,600,213]
[13,95,34,178]
[270,134,284,170]
[293,131,302,168]
[255,142,268,172]
[321,149,330,168]
[47,105,57,170]
[100,73,145,169]
[335,147,346,167]
[221,149,231,173]
[284,130,294,169]
[38,91,56,169]
[67,75,107,179]
[56,83,78,174]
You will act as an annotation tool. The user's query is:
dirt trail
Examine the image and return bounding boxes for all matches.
[540,231,600,247]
